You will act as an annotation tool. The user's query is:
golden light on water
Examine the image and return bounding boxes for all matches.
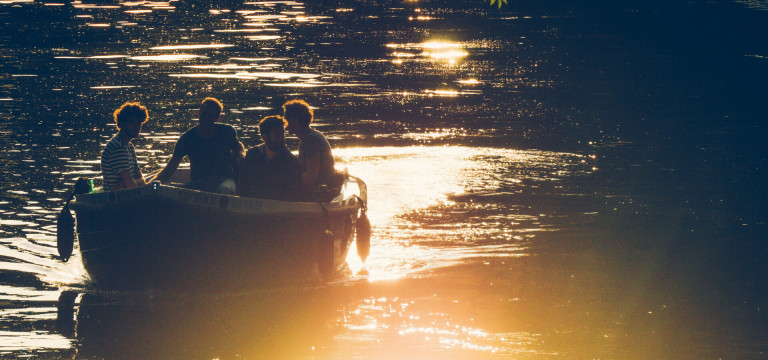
[88,55,129,59]
[149,44,235,50]
[336,146,586,279]
[390,89,481,98]
[264,83,323,87]
[90,85,137,89]
[73,3,120,9]
[336,293,549,358]
[241,22,275,26]
[183,64,255,70]
[230,57,288,62]
[423,49,469,62]
[214,29,280,33]
[0,331,73,352]
[408,15,434,21]
[456,78,482,85]
[386,41,469,63]
[130,54,207,61]
[420,41,462,49]
[169,71,321,80]
[245,35,282,41]
[0,232,88,360]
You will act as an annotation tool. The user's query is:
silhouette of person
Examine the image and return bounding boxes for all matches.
[282,100,336,195]
[153,98,245,194]
[238,116,302,201]
[101,102,148,191]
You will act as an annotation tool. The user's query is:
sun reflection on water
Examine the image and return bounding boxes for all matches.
[149,44,235,50]
[130,54,206,61]
[336,294,549,358]
[386,41,470,64]
[336,146,589,279]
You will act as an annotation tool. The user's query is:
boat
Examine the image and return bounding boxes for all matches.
[66,170,369,288]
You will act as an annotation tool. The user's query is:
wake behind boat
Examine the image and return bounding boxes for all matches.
[65,171,369,288]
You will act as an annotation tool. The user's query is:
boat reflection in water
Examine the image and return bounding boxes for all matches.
[56,288,343,359]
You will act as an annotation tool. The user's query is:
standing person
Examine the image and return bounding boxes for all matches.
[238,116,302,201]
[282,100,336,196]
[101,101,149,191]
[153,97,245,194]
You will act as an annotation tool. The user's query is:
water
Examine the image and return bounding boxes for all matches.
[1,0,767,358]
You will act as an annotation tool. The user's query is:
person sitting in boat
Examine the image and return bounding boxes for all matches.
[152,97,245,194]
[282,100,342,200]
[238,115,302,201]
[101,101,149,191]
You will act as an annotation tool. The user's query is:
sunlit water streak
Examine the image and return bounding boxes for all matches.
[334,146,589,280]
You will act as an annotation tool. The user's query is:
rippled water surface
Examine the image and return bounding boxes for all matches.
[2,0,768,358]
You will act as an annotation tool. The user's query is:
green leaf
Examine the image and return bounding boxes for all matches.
[489,0,508,9]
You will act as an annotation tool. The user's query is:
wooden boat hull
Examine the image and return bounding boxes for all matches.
[71,179,365,288]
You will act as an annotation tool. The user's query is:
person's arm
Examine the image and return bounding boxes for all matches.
[152,155,182,184]
[135,166,147,186]
[105,145,139,190]
[116,170,138,189]
[232,140,246,179]
[234,140,245,162]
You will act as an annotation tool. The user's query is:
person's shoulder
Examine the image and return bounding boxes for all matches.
[304,129,331,150]
[245,144,267,159]
[216,123,236,132]
[216,123,238,138]
[313,129,331,142]
[178,126,198,140]
[246,144,265,155]
[103,134,123,151]
[309,128,326,137]
[304,129,327,142]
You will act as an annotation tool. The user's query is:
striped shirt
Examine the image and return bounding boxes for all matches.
[100,134,140,191]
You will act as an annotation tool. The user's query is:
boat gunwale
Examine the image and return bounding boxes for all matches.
[71,177,365,216]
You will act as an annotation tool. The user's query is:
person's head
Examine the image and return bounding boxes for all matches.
[199,97,223,125]
[259,115,287,151]
[113,101,148,139]
[282,99,313,135]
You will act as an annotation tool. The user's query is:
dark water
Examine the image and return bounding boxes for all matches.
[1,0,767,358]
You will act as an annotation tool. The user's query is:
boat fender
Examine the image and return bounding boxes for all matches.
[355,198,371,263]
[57,178,91,262]
[56,204,75,262]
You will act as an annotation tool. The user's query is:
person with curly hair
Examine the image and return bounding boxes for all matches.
[101,101,149,191]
